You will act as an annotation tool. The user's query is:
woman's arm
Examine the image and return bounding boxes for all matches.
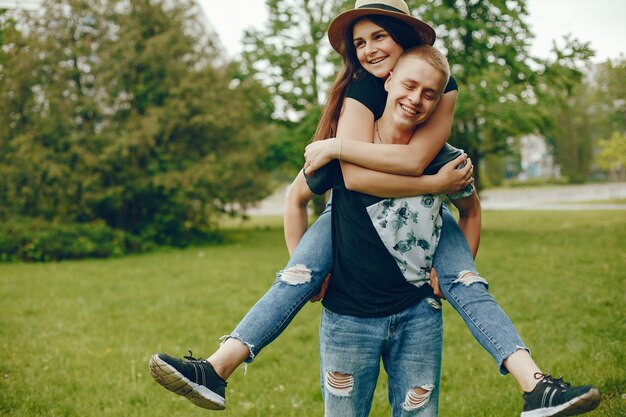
[345,153,473,198]
[305,91,457,176]
[283,170,316,256]
[333,97,472,198]
[450,191,481,258]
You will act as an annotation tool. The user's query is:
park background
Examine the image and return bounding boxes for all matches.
[0,0,624,415]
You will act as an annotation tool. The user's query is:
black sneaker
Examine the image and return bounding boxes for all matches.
[521,373,600,417]
[149,351,227,410]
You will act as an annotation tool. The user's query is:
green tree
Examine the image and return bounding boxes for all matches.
[417,0,549,188]
[241,0,351,119]
[0,1,104,221]
[595,132,626,181]
[534,38,596,183]
[0,0,276,248]
[240,0,352,214]
[589,58,626,139]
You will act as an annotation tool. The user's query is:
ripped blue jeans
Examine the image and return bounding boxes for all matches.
[227,202,527,373]
[320,298,443,417]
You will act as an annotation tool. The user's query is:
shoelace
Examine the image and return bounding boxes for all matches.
[183,350,228,386]
[535,372,570,389]
[184,350,206,363]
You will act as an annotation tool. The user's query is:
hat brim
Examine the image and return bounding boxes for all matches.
[327,8,436,53]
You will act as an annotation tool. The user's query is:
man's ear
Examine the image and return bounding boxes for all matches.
[384,71,393,92]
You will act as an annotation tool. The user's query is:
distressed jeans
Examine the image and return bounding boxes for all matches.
[320,298,443,417]
[433,204,527,374]
[228,201,333,361]
[227,202,527,372]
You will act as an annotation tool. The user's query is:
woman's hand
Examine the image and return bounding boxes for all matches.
[435,154,474,195]
[304,138,340,175]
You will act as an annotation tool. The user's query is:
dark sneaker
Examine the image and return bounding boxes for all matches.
[149,351,227,410]
[521,373,600,417]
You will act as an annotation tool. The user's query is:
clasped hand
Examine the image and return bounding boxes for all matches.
[303,138,340,175]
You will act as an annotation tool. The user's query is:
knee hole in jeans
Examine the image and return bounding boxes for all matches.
[453,270,488,286]
[402,384,434,411]
[279,264,312,285]
[325,371,353,397]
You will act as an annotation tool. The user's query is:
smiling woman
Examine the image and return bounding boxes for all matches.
[351,19,405,78]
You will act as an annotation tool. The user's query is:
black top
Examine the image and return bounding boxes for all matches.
[305,161,435,317]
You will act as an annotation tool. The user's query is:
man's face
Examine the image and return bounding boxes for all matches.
[383,56,446,130]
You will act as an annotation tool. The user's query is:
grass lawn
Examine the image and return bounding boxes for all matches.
[1,210,625,416]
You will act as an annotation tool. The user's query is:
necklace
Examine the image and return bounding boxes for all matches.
[375,120,383,144]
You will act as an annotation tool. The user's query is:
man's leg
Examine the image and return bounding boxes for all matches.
[319,308,384,417]
[383,297,443,417]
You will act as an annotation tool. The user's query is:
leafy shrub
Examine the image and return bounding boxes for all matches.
[0,218,146,262]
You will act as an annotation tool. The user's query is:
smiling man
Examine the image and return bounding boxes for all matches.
[375,46,449,142]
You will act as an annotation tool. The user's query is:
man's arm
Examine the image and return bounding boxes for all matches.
[449,191,481,258]
[284,170,317,256]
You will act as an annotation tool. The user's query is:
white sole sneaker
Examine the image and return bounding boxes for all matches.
[520,388,600,417]
[149,354,226,410]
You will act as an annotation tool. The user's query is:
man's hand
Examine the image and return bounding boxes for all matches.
[429,268,445,299]
[435,154,474,195]
[310,274,331,302]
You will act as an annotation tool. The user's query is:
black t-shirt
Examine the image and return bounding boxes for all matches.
[305,161,435,317]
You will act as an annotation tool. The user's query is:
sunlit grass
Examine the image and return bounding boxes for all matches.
[1,210,624,416]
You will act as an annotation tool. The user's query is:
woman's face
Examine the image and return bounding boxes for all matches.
[352,18,404,79]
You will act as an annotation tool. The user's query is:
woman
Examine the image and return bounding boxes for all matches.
[149,2,600,416]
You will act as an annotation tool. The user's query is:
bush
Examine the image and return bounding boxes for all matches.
[0,218,146,262]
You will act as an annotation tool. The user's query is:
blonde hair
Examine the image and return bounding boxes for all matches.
[397,45,450,94]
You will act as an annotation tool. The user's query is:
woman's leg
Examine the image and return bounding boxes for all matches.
[209,203,333,379]
[433,204,540,391]
[433,205,601,415]
[150,204,333,409]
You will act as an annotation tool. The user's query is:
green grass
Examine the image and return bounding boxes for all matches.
[1,211,625,416]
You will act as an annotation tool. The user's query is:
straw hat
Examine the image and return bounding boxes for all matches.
[327,0,436,53]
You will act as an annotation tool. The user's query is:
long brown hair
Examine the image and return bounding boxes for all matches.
[312,15,425,141]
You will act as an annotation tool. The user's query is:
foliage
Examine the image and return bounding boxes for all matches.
[237,0,354,190]
[0,0,276,250]
[414,0,538,187]
[536,55,625,183]
[241,0,351,120]
[588,58,626,140]
[595,132,626,181]
[532,38,596,183]
[1,210,624,416]
[415,2,599,188]
[0,217,145,262]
